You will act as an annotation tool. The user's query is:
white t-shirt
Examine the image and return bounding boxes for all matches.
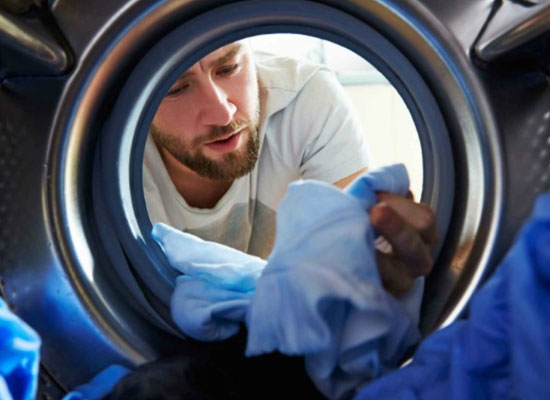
[143,53,369,258]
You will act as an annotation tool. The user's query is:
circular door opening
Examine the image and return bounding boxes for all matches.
[41,0,503,389]
[99,11,454,333]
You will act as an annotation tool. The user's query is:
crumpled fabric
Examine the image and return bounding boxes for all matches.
[353,193,550,400]
[153,229,266,341]
[153,164,423,399]
[61,365,131,400]
[0,298,40,400]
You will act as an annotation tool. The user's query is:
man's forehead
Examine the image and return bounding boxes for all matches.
[170,41,248,84]
[203,41,246,62]
[187,42,246,72]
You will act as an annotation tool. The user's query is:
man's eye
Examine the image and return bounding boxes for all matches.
[166,84,190,97]
[217,64,240,76]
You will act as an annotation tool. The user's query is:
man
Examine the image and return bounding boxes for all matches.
[143,40,437,294]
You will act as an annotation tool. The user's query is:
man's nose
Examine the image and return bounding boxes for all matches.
[199,80,236,127]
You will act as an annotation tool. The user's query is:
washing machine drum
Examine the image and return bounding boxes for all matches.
[1,0,549,397]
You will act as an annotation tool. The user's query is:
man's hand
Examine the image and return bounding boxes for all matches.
[370,192,438,296]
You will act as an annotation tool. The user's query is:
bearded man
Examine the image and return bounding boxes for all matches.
[143,40,437,294]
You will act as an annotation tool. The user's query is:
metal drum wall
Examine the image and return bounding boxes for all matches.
[0,0,549,397]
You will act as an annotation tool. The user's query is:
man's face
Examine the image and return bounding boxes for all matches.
[151,41,260,181]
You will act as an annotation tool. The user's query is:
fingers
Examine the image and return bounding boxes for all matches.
[375,253,416,295]
[368,193,438,295]
[376,192,438,245]
[370,202,434,278]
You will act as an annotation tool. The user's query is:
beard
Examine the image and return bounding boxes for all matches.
[150,118,260,181]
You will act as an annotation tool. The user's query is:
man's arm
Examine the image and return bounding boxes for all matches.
[334,170,438,296]
[295,69,437,293]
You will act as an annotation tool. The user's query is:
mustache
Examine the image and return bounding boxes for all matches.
[195,120,249,146]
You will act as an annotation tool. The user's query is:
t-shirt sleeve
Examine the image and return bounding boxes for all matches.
[294,69,370,183]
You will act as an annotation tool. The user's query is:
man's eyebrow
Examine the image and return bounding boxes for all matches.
[175,70,195,82]
[209,44,243,68]
[171,44,243,85]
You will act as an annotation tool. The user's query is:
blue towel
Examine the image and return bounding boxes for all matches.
[352,193,550,400]
[153,164,423,399]
[156,231,266,341]
[0,298,40,400]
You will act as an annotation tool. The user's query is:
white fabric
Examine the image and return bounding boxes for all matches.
[143,52,370,258]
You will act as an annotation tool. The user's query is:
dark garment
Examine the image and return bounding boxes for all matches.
[103,332,325,400]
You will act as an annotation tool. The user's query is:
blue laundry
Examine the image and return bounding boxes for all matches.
[245,164,421,399]
[157,231,266,292]
[61,365,131,400]
[352,193,550,400]
[0,298,40,400]
[153,227,266,341]
[154,164,423,399]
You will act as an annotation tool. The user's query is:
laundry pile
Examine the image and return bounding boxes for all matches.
[154,164,423,399]
[7,167,548,400]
